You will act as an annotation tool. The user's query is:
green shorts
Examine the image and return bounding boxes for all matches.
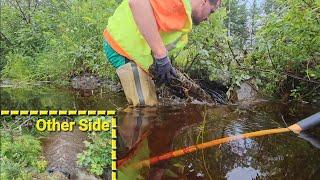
[103,40,129,69]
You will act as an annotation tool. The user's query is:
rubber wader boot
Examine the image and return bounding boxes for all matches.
[116,62,158,106]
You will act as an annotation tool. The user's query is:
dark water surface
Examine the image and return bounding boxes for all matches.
[0,84,127,109]
[117,104,320,180]
[1,85,319,180]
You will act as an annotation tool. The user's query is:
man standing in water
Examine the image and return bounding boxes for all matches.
[103,0,221,106]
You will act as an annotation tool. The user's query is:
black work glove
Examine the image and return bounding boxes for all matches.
[154,56,177,85]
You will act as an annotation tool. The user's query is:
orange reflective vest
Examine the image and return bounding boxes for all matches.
[103,0,192,72]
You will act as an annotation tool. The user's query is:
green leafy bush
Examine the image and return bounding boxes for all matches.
[76,116,112,176]
[77,131,112,176]
[174,0,319,102]
[0,130,47,180]
[0,0,118,82]
[1,0,318,101]
[252,0,320,101]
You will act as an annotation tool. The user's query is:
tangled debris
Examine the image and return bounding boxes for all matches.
[156,69,227,105]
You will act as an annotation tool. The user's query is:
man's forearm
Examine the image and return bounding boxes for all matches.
[128,0,167,59]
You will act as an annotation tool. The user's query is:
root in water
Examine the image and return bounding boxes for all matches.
[156,69,227,105]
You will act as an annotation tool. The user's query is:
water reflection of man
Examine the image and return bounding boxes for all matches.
[117,107,157,179]
[117,106,203,179]
[117,107,157,160]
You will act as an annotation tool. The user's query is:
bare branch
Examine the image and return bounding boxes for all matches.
[11,0,30,23]
[0,31,13,45]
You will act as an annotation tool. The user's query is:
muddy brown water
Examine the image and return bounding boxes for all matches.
[1,85,319,179]
[117,104,320,180]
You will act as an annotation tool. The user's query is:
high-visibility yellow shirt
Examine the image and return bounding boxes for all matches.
[103,0,192,72]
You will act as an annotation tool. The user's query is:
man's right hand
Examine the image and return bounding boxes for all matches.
[153,56,177,85]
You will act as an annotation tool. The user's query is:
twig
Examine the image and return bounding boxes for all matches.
[238,67,320,84]
[285,72,320,84]
[185,53,200,73]
[196,106,213,180]
[265,40,277,70]
[196,105,207,144]
[13,0,30,23]
[31,0,40,18]
[0,31,13,45]
[280,114,288,127]
[227,40,240,66]
[306,60,311,80]
[301,84,320,99]
[18,117,32,131]
[201,131,213,180]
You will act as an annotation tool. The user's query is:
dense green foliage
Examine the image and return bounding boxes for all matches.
[0,115,113,178]
[253,0,320,101]
[175,0,320,102]
[77,116,112,176]
[1,0,319,101]
[77,131,112,176]
[0,0,118,82]
[0,117,47,180]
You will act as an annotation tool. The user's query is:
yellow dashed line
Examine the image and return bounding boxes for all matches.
[112,172,117,180]
[49,111,58,115]
[112,139,117,150]
[11,110,19,115]
[0,110,117,116]
[88,110,96,115]
[0,109,118,179]
[68,110,77,115]
[108,110,116,115]
[1,110,10,115]
[40,110,48,115]
[111,117,117,127]
[112,129,117,138]
[58,110,67,115]
[112,150,117,160]
[78,110,87,115]
[112,161,117,171]
[20,110,29,115]
[98,110,106,115]
[111,115,117,179]
[30,111,38,115]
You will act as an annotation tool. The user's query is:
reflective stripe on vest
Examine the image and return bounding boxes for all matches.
[103,0,192,72]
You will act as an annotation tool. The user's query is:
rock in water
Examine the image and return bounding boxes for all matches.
[236,81,258,101]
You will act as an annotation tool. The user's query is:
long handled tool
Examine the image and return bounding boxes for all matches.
[125,112,320,169]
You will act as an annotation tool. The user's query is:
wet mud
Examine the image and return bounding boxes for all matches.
[41,127,87,179]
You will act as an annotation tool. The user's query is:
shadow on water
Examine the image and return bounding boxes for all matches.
[1,85,320,179]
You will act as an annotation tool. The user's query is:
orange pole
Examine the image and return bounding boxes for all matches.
[122,112,320,169]
[127,128,291,169]
[117,130,151,167]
